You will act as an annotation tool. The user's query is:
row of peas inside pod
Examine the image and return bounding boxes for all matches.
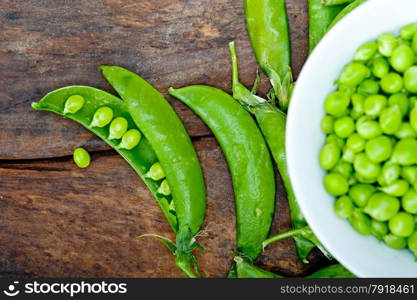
[319,23,417,257]
[65,94,173,199]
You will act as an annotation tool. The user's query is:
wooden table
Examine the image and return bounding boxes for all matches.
[0,0,329,278]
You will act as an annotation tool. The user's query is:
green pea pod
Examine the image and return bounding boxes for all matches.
[309,0,344,52]
[99,66,206,277]
[327,0,367,30]
[322,0,355,6]
[229,42,331,263]
[169,85,276,261]
[244,0,291,111]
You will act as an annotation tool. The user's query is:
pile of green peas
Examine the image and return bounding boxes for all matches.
[320,23,417,257]
[65,94,172,200]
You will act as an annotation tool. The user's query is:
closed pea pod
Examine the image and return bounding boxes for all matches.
[327,0,367,29]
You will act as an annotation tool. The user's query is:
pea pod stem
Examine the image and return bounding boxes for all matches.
[262,226,311,249]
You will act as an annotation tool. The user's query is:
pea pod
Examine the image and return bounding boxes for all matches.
[169,85,276,261]
[229,42,331,263]
[244,0,291,111]
[99,66,206,277]
[327,0,367,30]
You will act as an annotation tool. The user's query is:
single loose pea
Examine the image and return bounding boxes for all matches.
[401,23,417,40]
[372,57,390,78]
[157,179,171,196]
[379,163,400,186]
[342,146,356,163]
[326,134,345,149]
[145,162,165,181]
[378,33,398,57]
[324,91,350,116]
[323,173,349,196]
[388,93,409,116]
[354,42,377,62]
[401,166,417,184]
[356,119,382,139]
[73,147,91,169]
[349,183,375,207]
[404,66,417,93]
[91,106,113,128]
[64,95,85,114]
[379,105,402,135]
[334,196,354,219]
[389,212,415,237]
[380,179,409,197]
[346,133,365,153]
[390,44,415,73]
[108,117,128,140]
[354,153,381,180]
[384,234,407,249]
[365,135,392,163]
[334,116,355,138]
[339,63,370,87]
[321,115,334,134]
[349,209,372,235]
[402,190,417,214]
[371,220,388,240]
[351,94,364,119]
[411,96,417,110]
[118,129,142,150]
[357,79,380,96]
[380,73,403,94]
[395,123,417,139]
[364,95,387,118]
[412,32,417,53]
[410,103,417,132]
[364,192,400,221]
[332,160,352,178]
[408,231,417,256]
[319,143,341,170]
[391,138,417,165]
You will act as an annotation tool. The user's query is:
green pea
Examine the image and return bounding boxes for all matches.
[377,33,398,57]
[404,66,417,93]
[321,115,334,134]
[401,23,417,40]
[388,93,409,116]
[365,135,392,163]
[349,209,372,235]
[401,166,417,184]
[371,220,388,240]
[342,146,356,163]
[411,96,417,110]
[412,32,417,53]
[395,123,417,139]
[108,117,128,140]
[324,91,350,116]
[355,174,378,184]
[372,57,390,79]
[364,192,400,221]
[73,147,91,169]
[379,105,402,135]
[64,95,85,114]
[334,116,355,138]
[346,133,365,153]
[363,95,387,118]
[349,183,376,207]
[338,84,356,96]
[339,63,370,87]
[157,179,171,196]
[145,162,165,181]
[392,138,417,165]
[380,179,409,197]
[91,106,114,128]
[334,196,354,219]
[384,234,407,250]
[407,230,417,256]
[354,153,381,179]
[357,79,380,96]
[326,134,345,149]
[323,173,349,196]
[389,212,415,237]
[356,119,382,139]
[402,190,417,214]
[410,103,417,132]
[390,45,415,73]
[351,93,365,119]
[354,42,377,62]
[119,129,142,150]
[380,73,403,94]
[319,143,341,170]
[332,160,352,178]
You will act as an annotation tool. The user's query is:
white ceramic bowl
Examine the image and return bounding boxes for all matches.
[287,0,417,277]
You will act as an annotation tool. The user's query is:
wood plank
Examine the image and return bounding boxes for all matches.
[0,0,307,159]
[0,137,322,277]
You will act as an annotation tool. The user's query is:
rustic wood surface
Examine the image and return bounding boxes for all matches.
[0,0,328,278]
